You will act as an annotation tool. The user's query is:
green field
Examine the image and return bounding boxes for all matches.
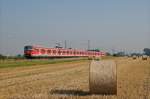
[0,58,88,68]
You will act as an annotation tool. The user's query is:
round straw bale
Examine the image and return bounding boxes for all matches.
[89,60,117,94]
[94,56,101,61]
[88,56,94,60]
[142,55,147,60]
[132,55,137,59]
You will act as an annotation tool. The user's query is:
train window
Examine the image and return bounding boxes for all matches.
[67,51,69,54]
[83,52,85,55]
[24,46,32,50]
[41,49,45,54]
[58,50,61,54]
[47,50,51,54]
[60,51,63,54]
[53,50,56,54]
[35,49,39,53]
[76,52,78,54]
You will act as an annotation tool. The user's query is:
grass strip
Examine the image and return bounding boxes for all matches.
[0,58,88,68]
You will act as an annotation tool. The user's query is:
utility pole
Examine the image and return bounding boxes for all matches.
[65,40,67,48]
[88,40,90,50]
[112,49,115,55]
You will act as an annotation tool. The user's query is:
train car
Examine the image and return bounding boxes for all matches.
[24,45,105,58]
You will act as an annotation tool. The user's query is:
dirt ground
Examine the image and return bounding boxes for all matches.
[0,57,150,99]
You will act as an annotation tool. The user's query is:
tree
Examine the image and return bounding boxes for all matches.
[106,52,111,56]
[143,48,150,56]
[0,54,6,59]
[113,51,125,57]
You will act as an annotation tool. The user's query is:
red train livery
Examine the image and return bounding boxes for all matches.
[24,45,105,58]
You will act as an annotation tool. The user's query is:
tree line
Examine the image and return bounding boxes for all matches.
[0,54,24,60]
[110,48,150,57]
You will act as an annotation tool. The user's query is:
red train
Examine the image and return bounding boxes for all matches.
[24,45,105,58]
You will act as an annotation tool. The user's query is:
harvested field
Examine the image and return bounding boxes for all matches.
[0,57,150,99]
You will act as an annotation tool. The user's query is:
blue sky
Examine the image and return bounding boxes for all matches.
[0,0,150,55]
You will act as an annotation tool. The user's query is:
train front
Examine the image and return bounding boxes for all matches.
[24,45,33,58]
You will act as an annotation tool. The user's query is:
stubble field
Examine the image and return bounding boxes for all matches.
[0,57,150,99]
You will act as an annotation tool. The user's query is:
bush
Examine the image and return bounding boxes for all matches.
[0,54,6,60]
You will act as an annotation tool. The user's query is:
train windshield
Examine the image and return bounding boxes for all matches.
[24,46,32,50]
